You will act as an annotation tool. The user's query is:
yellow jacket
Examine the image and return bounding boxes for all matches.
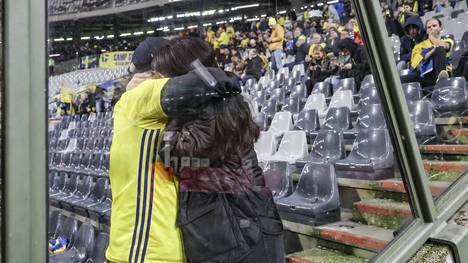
[268,25,285,51]
[214,32,230,49]
[410,37,454,72]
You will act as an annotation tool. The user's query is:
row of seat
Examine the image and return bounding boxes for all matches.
[51,136,112,154]
[50,151,110,177]
[49,172,111,219]
[49,211,108,263]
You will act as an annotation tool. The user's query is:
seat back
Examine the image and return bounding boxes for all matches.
[333,78,356,94]
[352,129,392,161]
[72,223,96,260]
[359,85,380,106]
[312,82,331,97]
[261,98,278,119]
[51,172,66,192]
[409,100,435,125]
[90,178,108,202]
[329,90,354,110]
[282,96,301,114]
[296,163,338,203]
[270,88,285,105]
[79,153,92,171]
[254,131,277,160]
[263,161,293,199]
[76,175,93,198]
[310,130,345,163]
[294,110,320,132]
[63,173,78,194]
[89,153,102,171]
[402,82,423,102]
[356,104,386,129]
[88,232,109,263]
[56,216,79,243]
[100,153,110,174]
[49,211,63,238]
[275,131,308,161]
[291,84,307,99]
[431,78,468,111]
[323,107,352,131]
[304,93,327,113]
[269,111,293,135]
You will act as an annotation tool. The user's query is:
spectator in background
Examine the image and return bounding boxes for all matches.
[243,49,264,83]
[214,26,230,50]
[217,44,232,70]
[306,45,335,94]
[325,27,341,54]
[267,17,285,72]
[398,15,426,70]
[401,17,453,87]
[307,33,327,62]
[383,3,404,37]
[336,38,370,85]
[285,35,309,70]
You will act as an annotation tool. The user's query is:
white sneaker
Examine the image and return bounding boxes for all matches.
[437,70,449,82]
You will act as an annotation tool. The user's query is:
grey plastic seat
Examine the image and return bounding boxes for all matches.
[359,85,380,107]
[253,90,267,106]
[54,216,79,247]
[402,82,423,102]
[291,85,307,102]
[64,175,93,207]
[354,104,386,130]
[99,153,110,177]
[431,77,468,114]
[49,172,66,196]
[270,88,286,105]
[254,112,267,131]
[282,96,301,115]
[312,82,331,97]
[284,77,296,94]
[294,110,320,134]
[49,223,96,263]
[263,161,294,201]
[88,153,102,176]
[265,130,309,163]
[268,111,293,137]
[306,130,345,164]
[261,99,278,121]
[51,173,78,202]
[254,131,277,162]
[78,153,92,174]
[408,100,437,140]
[57,153,72,172]
[85,232,109,263]
[87,186,112,216]
[245,78,256,89]
[276,163,340,226]
[49,211,64,239]
[323,107,352,131]
[67,153,81,173]
[333,78,356,94]
[361,75,375,88]
[335,128,394,180]
[74,178,107,212]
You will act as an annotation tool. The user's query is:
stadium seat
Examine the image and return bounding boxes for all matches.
[267,111,293,137]
[78,153,92,174]
[266,130,308,163]
[313,82,331,97]
[88,153,102,176]
[50,173,78,203]
[402,82,423,102]
[408,100,437,142]
[254,112,268,131]
[99,153,110,177]
[322,107,352,132]
[49,172,66,196]
[261,99,278,121]
[292,63,305,76]
[49,223,96,263]
[333,78,356,94]
[54,216,79,248]
[254,131,277,162]
[270,88,286,105]
[87,185,112,216]
[49,211,64,239]
[282,96,302,116]
[74,178,108,213]
[263,161,294,200]
[335,128,394,180]
[359,85,380,107]
[253,89,267,106]
[291,84,308,101]
[304,93,328,119]
[399,69,411,76]
[353,104,386,130]
[276,163,340,226]
[431,77,468,114]
[298,129,345,167]
[361,75,375,87]
[328,90,356,111]
[294,110,320,135]
[85,232,109,263]
[62,175,93,207]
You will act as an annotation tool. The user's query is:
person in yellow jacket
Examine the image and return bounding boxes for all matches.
[106,37,241,263]
[226,24,235,40]
[401,17,453,87]
[267,17,285,72]
[206,26,215,46]
[214,26,230,50]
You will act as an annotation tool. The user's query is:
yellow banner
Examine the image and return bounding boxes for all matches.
[99,51,134,68]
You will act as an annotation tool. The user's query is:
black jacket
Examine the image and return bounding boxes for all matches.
[399,16,426,63]
[245,56,264,80]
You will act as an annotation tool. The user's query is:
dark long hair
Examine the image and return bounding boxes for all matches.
[152,37,260,159]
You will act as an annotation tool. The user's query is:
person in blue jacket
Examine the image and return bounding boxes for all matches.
[398,15,427,70]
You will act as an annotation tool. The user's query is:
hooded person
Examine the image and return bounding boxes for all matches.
[398,15,426,70]
[266,17,285,72]
[336,38,370,85]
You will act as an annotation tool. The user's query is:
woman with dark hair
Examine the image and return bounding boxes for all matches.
[152,37,285,263]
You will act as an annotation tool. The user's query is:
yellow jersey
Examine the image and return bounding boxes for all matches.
[106,78,184,263]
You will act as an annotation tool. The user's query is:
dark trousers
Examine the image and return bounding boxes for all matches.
[454,56,468,80]
[242,233,285,263]
[400,46,448,87]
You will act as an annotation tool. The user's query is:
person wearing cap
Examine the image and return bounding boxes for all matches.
[106,37,241,263]
[266,17,285,72]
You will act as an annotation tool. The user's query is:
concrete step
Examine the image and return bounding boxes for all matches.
[283,219,394,253]
[435,116,468,126]
[352,198,411,229]
[420,144,468,155]
[423,161,468,182]
[287,247,367,263]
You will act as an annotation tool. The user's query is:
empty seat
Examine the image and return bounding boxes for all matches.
[270,88,286,105]
[100,153,110,176]
[294,110,320,134]
[276,163,340,226]
[263,161,294,200]
[354,104,386,130]
[282,97,301,115]
[260,99,278,121]
[431,77,468,114]
[335,129,394,180]
[53,216,79,248]
[51,173,78,203]
[399,69,410,76]
[408,100,437,140]
[304,93,328,119]
[292,63,305,76]
[266,131,308,163]
[88,153,102,176]
[254,132,277,162]
[361,75,375,87]
[49,223,96,263]
[333,78,356,94]
[267,111,293,137]
[322,107,352,131]
[63,175,93,206]
[291,84,307,100]
[402,82,423,102]
[49,172,66,196]
[359,85,380,107]
[312,82,331,97]
[254,112,268,131]
[74,178,108,212]
[328,90,356,111]
[87,186,112,216]
[304,130,345,164]
[49,211,64,239]
[85,232,109,263]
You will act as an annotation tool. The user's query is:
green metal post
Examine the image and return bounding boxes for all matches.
[4,0,47,262]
